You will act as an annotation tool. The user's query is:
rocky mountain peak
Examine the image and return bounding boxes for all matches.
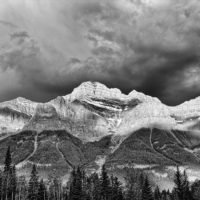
[65,81,127,101]
[128,90,161,103]
[64,81,160,105]
[1,81,200,140]
[0,97,38,116]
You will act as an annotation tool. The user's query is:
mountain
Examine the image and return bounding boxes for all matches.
[1,81,199,140]
[1,81,200,184]
[0,97,38,136]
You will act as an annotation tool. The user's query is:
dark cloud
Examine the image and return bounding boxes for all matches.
[1,0,200,105]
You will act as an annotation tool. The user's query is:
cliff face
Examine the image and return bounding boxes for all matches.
[0,81,200,141]
[0,97,37,134]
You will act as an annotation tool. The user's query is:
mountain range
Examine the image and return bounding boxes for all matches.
[1,81,200,186]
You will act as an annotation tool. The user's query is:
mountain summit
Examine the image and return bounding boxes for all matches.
[0,81,199,140]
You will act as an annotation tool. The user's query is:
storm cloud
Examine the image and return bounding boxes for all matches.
[0,0,200,105]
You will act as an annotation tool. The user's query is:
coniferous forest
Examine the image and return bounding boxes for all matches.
[1,147,200,200]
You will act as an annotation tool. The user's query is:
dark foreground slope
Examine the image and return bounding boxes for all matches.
[0,130,112,177]
[0,128,200,179]
[106,128,200,169]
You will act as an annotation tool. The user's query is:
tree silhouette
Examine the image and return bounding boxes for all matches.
[141,176,153,200]
[38,179,48,200]
[174,166,184,200]
[110,175,123,200]
[1,144,200,200]
[69,167,83,200]
[4,146,12,173]
[2,146,14,200]
[100,165,110,200]
[182,170,193,200]
[90,173,101,200]
[28,164,39,200]
[154,186,161,200]
[10,165,17,200]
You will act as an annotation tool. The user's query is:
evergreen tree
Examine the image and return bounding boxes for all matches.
[124,169,145,200]
[139,173,144,189]
[28,164,39,200]
[17,175,28,200]
[174,166,184,200]
[154,186,161,200]
[141,176,153,200]
[161,190,168,200]
[182,170,193,200]
[4,144,200,200]
[89,173,101,200]
[10,165,17,200]
[110,175,123,200]
[37,179,48,200]
[49,177,62,200]
[69,166,83,200]
[82,170,90,200]
[100,165,110,200]
[191,180,200,200]
[4,146,12,173]
[2,146,13,200]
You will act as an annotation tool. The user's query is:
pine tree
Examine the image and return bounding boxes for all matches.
[174,166,184,200]
[82,170,90,200]
[17,176,28,200]
[37,179,48,200]
[191,180,200,200]
[10,165,17,200]
[2,146,13,200]
[110,175,123,200]
[4,146,12,173]
[141,176,153,200]
[154,186,161,200]
[69,166,83,200]
[89,173,101,200]
[28,164,39,200]
[100,165,110,200]
[161,190,169,200]
[182,170,193,200]
[124,169,145,200]
[49,177,62,200]
[139,173,144,189]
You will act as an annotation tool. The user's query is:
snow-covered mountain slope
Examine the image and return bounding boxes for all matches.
[168,97,200,130]
[0,97,38,134]
[1,81,200,141]
[0,97,38,115]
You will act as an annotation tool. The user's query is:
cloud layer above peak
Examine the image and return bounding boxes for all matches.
[0,0,200,105]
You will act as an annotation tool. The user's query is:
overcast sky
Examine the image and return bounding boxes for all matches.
[0,0,200,105]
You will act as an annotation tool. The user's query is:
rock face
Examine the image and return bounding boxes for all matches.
[0,97,38,134]
[0,81,200,141]
[23,104,70,132]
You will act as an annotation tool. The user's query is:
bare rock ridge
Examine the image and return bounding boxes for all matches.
[0,97,38,134]
[0,81,200,141]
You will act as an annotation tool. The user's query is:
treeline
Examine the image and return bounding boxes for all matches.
[1,147,200,199]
